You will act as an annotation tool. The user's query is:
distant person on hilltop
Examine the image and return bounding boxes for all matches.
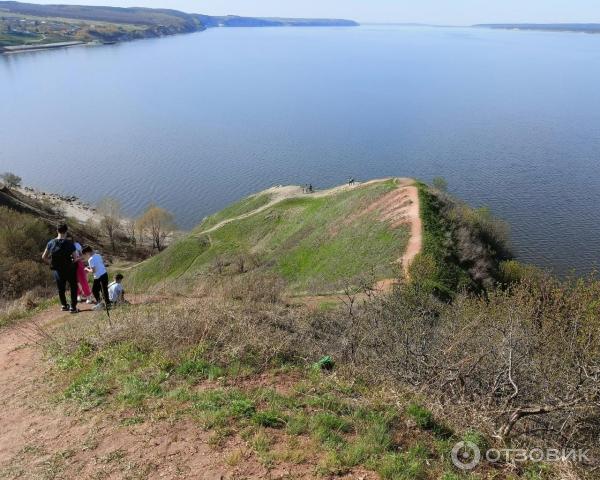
[41,224,79,314]
[82,246,110,311]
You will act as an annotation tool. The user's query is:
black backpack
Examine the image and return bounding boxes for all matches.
[48,239,75,271]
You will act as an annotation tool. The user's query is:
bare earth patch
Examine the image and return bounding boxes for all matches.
[0,304,377,479]
[341,179,422,281]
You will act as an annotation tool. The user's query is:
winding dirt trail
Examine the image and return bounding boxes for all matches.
[0,303,376,479]
[197,177,423,296]
[196,178,414,236]
[396,184,422,272]
[0,178,424,477]
[0,305,240,479]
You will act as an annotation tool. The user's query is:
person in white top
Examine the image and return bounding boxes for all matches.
[108,274,128,305]
[82,246,110,310]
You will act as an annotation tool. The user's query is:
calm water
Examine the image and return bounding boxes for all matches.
[2,26,600,275]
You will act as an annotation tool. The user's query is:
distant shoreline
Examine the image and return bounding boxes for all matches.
[0,0,358,54]
[474,23,600,34]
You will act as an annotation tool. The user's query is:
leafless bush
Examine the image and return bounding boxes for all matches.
[347,276,600,468]
[223,273,286,304]
[49,269,599,474]
[1,260,52,299]
[211,256,227,275]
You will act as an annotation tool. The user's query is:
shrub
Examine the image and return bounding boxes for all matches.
[51,269,600,473]
[0,206,51,262]
[1,260,51,299]
[0,207,53,299]
[416,182,512,293]
[432,176,448,191]
[1,172,22,188]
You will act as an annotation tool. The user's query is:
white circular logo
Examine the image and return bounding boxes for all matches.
[451,441,481,470]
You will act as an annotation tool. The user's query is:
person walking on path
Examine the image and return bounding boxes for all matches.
[67,233,93,303]
[41,224,79,314]
[82,246,110,311]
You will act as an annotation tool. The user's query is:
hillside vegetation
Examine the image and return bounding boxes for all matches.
[0,1,358,48]
[3,178,598,478]
[130,179,412,295]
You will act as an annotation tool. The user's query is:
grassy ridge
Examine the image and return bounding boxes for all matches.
[197,193,272,231]
[0,2,201,28]
[130,180,409,294]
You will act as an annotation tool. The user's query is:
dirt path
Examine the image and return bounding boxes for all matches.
[0,303,375,480]
[397,184,422,272]
[196,178,412,236]
[0,306,235,479]
[198,177,422,296]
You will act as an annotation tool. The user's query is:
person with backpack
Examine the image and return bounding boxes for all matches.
[41,224,79,314]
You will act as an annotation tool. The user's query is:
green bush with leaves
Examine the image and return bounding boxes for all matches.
[0,206,52,299]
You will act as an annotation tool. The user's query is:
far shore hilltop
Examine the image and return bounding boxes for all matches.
[0,0,359,53]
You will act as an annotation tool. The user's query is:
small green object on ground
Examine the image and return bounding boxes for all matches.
[315,355,335,371]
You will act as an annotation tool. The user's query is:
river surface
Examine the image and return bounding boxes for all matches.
[2,25,600,275]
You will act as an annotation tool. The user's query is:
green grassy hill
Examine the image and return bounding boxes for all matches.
[130,179,411,295]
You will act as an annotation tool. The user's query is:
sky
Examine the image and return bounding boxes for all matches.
[32,0,600,25]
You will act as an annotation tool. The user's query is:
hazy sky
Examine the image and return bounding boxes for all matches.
[33,0,600,24]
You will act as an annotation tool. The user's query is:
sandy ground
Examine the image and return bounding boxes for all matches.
[0,301,377,479]
[16,186,96,223]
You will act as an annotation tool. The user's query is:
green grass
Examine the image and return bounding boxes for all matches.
[197,193,272,231]
[413,182,472,297]
[406,402,453,439]
[0,31,44,47]
[128,235,211,289]
[130,179,409,294]
[53,332,558,479]
[0,297,57,330]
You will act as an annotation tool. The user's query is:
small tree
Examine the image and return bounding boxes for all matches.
[1,172,22,188]
[138,204,175,251]
[432,176,448,192]
[124,219,138,246]
[97,197,122,252]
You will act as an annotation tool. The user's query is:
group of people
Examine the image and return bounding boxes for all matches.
[302,178,355,195]
[42,224,126,314]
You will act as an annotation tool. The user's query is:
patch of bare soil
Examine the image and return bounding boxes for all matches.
[339,180,422,293]
[0,303,375,479]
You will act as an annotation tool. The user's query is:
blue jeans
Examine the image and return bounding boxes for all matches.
[92,273,110,305]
